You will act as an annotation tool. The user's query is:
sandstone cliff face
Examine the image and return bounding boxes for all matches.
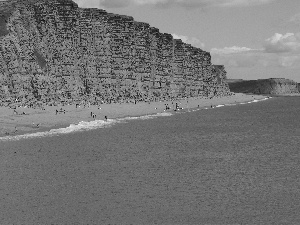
[0,0,230,105]
[228,78,299,95]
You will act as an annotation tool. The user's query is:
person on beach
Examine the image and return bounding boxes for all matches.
[56,109,58,115]
[32,123,39,128]
[104,116,107,121]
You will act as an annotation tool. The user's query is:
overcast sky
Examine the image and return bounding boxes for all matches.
[73,0,300,81]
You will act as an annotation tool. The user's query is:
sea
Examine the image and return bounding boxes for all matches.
[0,96,299,224]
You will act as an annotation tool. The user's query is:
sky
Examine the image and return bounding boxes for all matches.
[62,1,300,81]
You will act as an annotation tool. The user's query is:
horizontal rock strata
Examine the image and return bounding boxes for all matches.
[0,0,230,106]
[227,78,299,95]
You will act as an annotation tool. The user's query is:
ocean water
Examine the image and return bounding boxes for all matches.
[0,97,299,224]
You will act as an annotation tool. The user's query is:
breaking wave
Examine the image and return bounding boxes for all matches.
[0,112,173,141]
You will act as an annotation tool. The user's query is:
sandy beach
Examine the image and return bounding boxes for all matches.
[0,93,267,137]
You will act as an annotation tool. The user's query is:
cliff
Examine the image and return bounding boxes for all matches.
[228,78,299,95]
[0,0,230,106]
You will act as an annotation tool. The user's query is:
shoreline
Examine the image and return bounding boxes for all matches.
[268,93,300,97]
[0,93,270,138]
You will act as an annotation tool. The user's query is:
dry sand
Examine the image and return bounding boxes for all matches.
[0,93,267,137]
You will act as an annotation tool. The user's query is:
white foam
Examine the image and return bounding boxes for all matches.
[118,112,172,122]
[225,104,236,106]
[0,112,173,142]
[0,119,119,141]
[241,97,271,105]
[260,97,272,101]
[215,104,225,108]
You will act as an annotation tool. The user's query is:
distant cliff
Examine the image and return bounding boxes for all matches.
[228,78,299,95]
[0,0,230,106]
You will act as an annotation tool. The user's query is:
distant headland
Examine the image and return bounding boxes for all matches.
[227,78,300,96]
[0,0,230,107]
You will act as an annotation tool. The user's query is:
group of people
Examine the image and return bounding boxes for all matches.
[90,111,108,121]
[174,102,183,111]
[163,102,184,111]
[164,103,171,111]
[55,108,66,115]
[90,112,97,119]
[55,104,108,121]
[13,109,27,115]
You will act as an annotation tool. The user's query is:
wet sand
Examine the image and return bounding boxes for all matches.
[0,93,267,137]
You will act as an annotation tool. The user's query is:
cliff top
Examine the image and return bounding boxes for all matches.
[228,78,297,83]
[227,78,299,95]
[0,0,206,50]
[0,0,78,14]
